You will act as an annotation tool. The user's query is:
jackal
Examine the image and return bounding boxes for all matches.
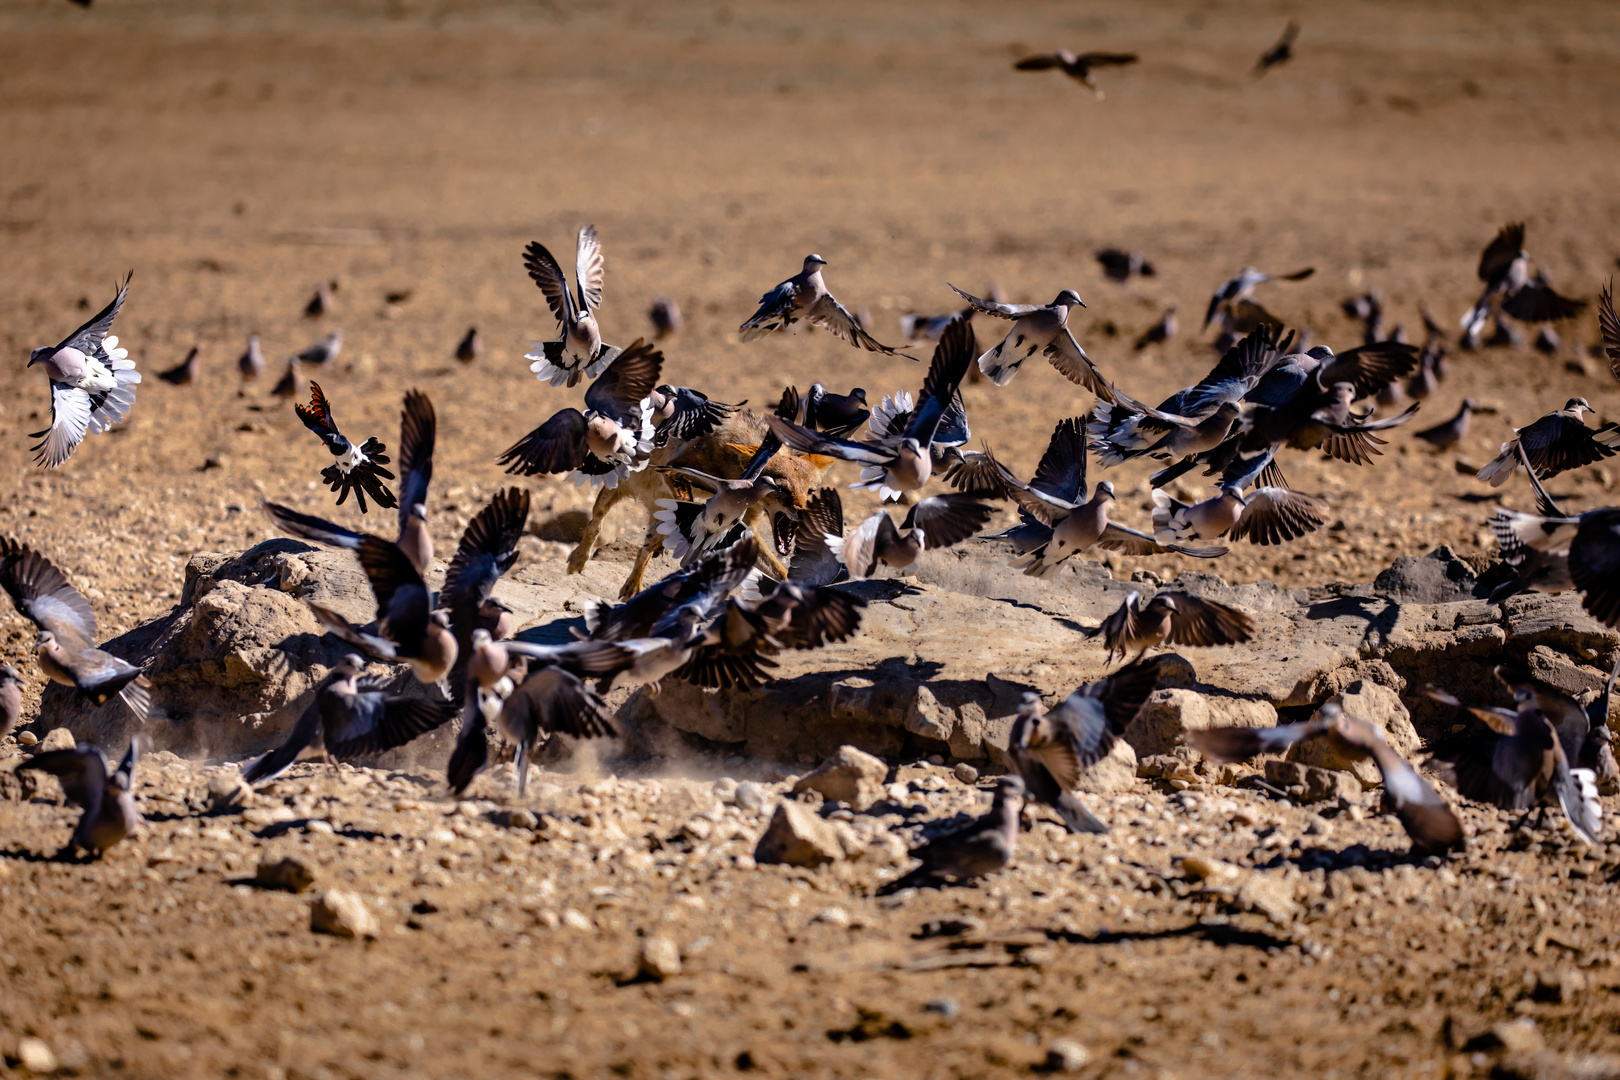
[566,408,834,598]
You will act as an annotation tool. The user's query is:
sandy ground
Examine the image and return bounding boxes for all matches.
[2,0,1620,1076]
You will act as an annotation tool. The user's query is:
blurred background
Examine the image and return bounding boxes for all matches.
[0,0,1618,640]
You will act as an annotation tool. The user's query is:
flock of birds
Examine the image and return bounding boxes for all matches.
[9,210,1620,893]
[9,10,1620,883]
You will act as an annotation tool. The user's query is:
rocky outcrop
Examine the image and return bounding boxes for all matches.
[25,537,1620,774]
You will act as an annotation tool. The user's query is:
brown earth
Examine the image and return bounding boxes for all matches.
[3,0,1620,1077]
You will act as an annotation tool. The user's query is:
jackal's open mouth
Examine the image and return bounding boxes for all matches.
[770,512,795,557]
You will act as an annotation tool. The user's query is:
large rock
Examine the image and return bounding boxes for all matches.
[754,801,844,867]
[1373,546,1484,604]
[46,537,1620,773]
[1073,737,1137,794]
[1287,679,1421,786]
[791,745,888,810]
[1126,690,1278,758]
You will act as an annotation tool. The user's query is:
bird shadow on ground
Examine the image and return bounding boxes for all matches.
[1260,841,1435,873]
[515,616,588,646]
[1302,595,1400,647]
[980,593,1094,636]
[1045,920,1295,951]
[251,819,388,841]
[1,845,92,865]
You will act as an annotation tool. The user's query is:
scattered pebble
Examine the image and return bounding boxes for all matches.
[952,762,979,784]
[310,889,379,939]
[1045,1038,1091,1072]
[17,1036,57,1073]
[255,857,315,893]
[638,935,682,981]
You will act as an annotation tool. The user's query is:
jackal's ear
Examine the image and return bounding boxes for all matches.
[804,454,837,471]
[725,442,762,457]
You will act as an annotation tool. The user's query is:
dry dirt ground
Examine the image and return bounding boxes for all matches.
[3,0,1620,1077]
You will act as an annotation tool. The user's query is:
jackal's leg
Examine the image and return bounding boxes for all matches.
[568,484,629,575]
[619,523,668,600]
[747,510,790,579]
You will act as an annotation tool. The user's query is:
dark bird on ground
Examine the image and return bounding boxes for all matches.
[238,334,265,384]
[738,255,907,356]
[1190,703,1465,854]
[455,326,481,363]
[305,282,333,318]
[1095,247,1155,282]
[20,734,151,856]
[240,655,458,784]
[525,225,617,387]
[0,665,21,741]
[1203,266,1313,330]
[1134,306,1177,351]
[0,538,149,720]
[295,331,342,366]
[1254,21,1300,74]
[648,296,683,339]
[1413,399,1476,451]
[157,345,200,386]
[499,339,661,490]
[295,381,397,514]
[1013,50,1139,99]
[1007,658,1168,833]
[1461,224,1587,339]
[947,284,1109,395]
[1097,591,1255,663]
[270,357,301,397]
[880,777,1025,893]
[828,493,998,577]
[27,273,141,469]
[1425,687,1602,846]
[1476,398,1620,486]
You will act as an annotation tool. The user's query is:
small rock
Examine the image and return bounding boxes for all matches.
[17,1036,57,1073]
[562,908,593,931]
[734,781,767,812]
[304,819,335,835]
[810,905,850,927]
[506,808,539,831]
[1532,968,1587,1004]
[1236,873,1301,926]
[791,745,888,812]
[927,754,945,766]
[712,777,739,802]
[254,857,315,893]
[37,728,75,753]
[924,998,959,1019]
[753,800,845,867]
[310,888,378,939]
[1490,1017,1543,1055]
[1044,1038,1091,1072]
[206,772,254,811]
[1179,855,1241,883]
[638,936,682,981]
[952,762,979,785]
[905,685,953,742]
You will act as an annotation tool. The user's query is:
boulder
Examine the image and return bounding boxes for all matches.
[754,801,843,867]
[1126,690,1278,758]
[1373,545,1483,604]
[791,745,888,810]
[1288,679,1420,786]
[1073,738,1137,794]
